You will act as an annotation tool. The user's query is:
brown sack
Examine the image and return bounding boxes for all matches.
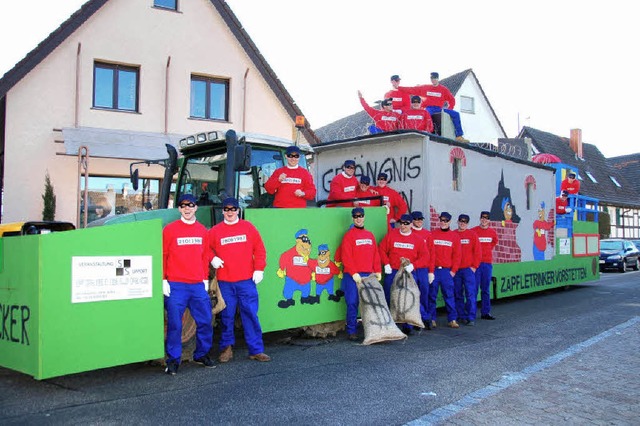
[358,275,406,345]
[390,260,425,328]
[209,278,226,315]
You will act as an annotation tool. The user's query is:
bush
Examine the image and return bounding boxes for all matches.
[42,172,56,221]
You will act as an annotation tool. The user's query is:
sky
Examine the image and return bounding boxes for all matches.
[1,0,638,158]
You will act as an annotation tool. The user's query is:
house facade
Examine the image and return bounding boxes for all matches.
[0,0,316,226]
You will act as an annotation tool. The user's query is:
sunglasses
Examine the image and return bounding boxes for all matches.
[286,154,300,158]
[413,217,424,221]
[377,177,387,181]
[458,220,469,224]
[223,207,238,212]
[439,218,450,222]
[318,250,328,255]
[352,214,364,219]
[400,221,411,225]
[345,165,355,169]
[179,203,196,208]
[297,236,311,243]
[481,216,490,220]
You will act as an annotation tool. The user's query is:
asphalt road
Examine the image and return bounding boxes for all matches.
[2,270,639,425]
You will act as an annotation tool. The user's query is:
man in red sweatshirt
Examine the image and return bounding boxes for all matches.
[264,145,316,208]
[471,211,499,320]
[209,197,270,363]
[162,193,215,374]
[429,211,462,328]
[453,214,481,326]
[358,90,401,134]
[354,175,382,208]
[373,172,408,228]
[401,95,434,133]
[339,207,382,341]
[410,211,435,329]
[384,74,411,114]
[328,160,358,207]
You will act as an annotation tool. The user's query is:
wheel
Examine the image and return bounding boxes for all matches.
[619,259,627,273]
[633,258,640,271]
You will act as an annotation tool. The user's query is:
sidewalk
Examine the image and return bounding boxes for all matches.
[409,317,640,425]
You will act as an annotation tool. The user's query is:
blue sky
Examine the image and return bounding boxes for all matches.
[2,0,636,157]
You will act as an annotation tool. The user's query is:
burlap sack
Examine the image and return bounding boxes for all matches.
[390,261,425,328]
[358,275,406,345]
[209,277,226,315]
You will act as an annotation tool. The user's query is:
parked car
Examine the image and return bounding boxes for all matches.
[630,239,640,251]
[599,239,640,272]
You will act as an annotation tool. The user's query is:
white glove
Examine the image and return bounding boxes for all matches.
[384,264,392,274]
[163,280,171,297]
[211,256,224,269]
[352,273,362,284]
[203,279,209,292]
[404,263,414,273]
[566,207,572,213]
[253,270,264,284]
[428,273,435,284]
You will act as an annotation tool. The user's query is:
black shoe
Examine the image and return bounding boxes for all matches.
[311,295,321,304]
[347,333,359,342]
[328,294,341,302]
[193,355,216,368]
[278,298,295,308]
[165,360,179,375]
[402,326,414,336]
[481,314,496,320]
[461,319,471,325]
[424,320,432,330]
[336,289,345,297]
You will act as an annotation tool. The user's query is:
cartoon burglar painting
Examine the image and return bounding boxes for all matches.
[307,244,343,303]
[533,201,554,260]
[276,229,316,308]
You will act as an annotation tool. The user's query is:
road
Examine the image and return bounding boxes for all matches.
[1,270,639,425]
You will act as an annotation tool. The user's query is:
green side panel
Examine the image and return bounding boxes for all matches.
[246,207,388,333]
[0,236,41,376]
[0,221,164,380]
[572,220,598,235]
[493,254,599,298]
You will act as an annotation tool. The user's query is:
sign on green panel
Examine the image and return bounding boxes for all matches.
[246,207,388,333]
[0,220,165,380]
[494,255,599,298]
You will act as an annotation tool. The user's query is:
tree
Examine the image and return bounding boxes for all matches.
[42,172,56,221]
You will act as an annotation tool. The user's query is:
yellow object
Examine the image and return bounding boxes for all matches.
[276,268,286,278]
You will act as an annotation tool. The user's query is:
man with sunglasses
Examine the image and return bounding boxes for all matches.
[410,211,435,330]
[327,159,358,207]
[162,194,215,374]
[264,145,316,208]
[384,74,411,114]
[358,90,401,134]
[339,207,382,341]
[372,172,408,229]
[429,211,461,328]
[400,95,434,133]
[471,211,499,320]
[379,213,429,335]
[208,197,270,363]
[354,176,381,207]
[453,214,481,326]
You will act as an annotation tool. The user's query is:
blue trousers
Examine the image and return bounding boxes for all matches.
[283,276,311,299]
[475,263,493,316]
[429,268,457,321]
[316,277,336,296]
[343,272,371,334]
[415,268,431,321]
[219,279,265,356]
[427,106,464,137]
[454,267,477,321]
[165,281,213,363]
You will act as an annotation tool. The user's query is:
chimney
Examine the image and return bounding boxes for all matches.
[569,129,583,158]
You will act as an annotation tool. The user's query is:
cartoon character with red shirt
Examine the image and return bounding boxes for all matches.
[533,202,554,260]
[277,229,316,308]
[308,244,343,303]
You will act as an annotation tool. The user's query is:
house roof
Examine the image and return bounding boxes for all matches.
[519,126,640,207]
[0,0,319,144]
[314,68,506,143]
[608,153,640,195]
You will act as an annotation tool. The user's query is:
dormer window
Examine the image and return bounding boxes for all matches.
[585,171,598,183]
[610,176,622,187]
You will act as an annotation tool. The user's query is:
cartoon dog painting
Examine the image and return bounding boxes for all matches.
[307,244,343,303]
[276,229,316,308]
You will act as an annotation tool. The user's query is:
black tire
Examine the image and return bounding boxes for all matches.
[633,258,640,271]
[619,259,627,273]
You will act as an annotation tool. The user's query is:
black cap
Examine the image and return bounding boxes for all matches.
[480,211,490,218]
[351,207,365,217]
[568,172,576,178]
[410,95,421,103]
[360,176,371,185]
[377,172,388,180]
[439,211,452,220]
[411,211,425,220]
[390,75,400,81]
[561,190,569,196]
[430,72,439,79]
[381,98,393,106]
[458,214,470,222]
[344,159,356,167]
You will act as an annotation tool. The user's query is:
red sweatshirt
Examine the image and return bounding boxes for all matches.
[307,259,341,284]
[163,219,211,283]
[208,219,267,282]
[400,108,434,132]
[328,172,358,207]
[372,185,408,222]
[471,226,499,263]
[264,165,316,208]
[560,178,580,194]
[379,228,428,270]
[279,246,312,283]
[339,227,381,275]
[384,88,411,114]
[359,96,401,131]
[431,228,461,273]
[412,227,435,270]
[354,187,382,207]
[456,228,481,269]
[400,84,456,109]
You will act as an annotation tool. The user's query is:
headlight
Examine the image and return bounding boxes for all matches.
[607,254,622,260]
